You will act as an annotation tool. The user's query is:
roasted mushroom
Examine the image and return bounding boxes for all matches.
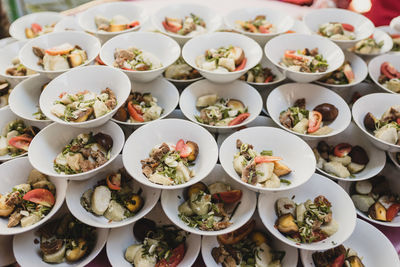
[186,182,207,199]
[133,218,156,242]
[363,112,378,131]
[348,146,369,165]
[93,132,113,151]
[276,213,299,234]
[185,141,199,161]
[71,108,94,123]
[368,201,387,221]
[65,238,87,262]
[313,103,339,122]
[113,107,128,122]
[226,99,245,112]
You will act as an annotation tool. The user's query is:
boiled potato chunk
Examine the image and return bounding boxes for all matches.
[91,185,111,215]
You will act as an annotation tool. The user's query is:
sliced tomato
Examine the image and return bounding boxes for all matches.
[234,57,247,71]
[228,113,250,126]
[254,155,282,164]
[386,203,400,222]
[175,139,185,152]
[284,50,303,60]
[381,62,400,79]
[333,143,352,157]
[264,76,273,83]
[391,34,400,39]
[128,21,140,28]
[8,135,32,151]
[331,254,345,267]
[212,190,242,203]
[106,174,121,190]
[259,25,271,34]
[179,144,192,158]
[396,118,400,125]
[307,111,322,133]
[23,189,55,207]
[121,67,135,71]
[59,92,67,98]
[285,30,295,33]
[369,34,374,39]
[341,23,354,32]
[127,102,144,122]
[95,55,105,65]
[45,43,74,56]
[31,23,42,33]
[155,243,185,267]
[162,20,182,33]
[245,23,258,33]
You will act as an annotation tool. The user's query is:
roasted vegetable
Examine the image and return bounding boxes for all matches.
[368,201,387,221]
[250,231,267,246]
[276,214,298,234]
[226,99,245,112]
[313,103,339,122]
[348,146,369,165]
[133,218,156,242]
[347,255,365,267]
[276,197,296,216]
[126,194,143,213]
[217,220,255,245]
[185,141,199,162]
[113,107,128,122]
[363,112,378,131]
[65,238,87,261]
[355,180,372,195]
[186,182,207,199]
[93,132,113,151]
[351,195,375,212]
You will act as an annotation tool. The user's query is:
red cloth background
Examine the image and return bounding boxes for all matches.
[363,0,400,26]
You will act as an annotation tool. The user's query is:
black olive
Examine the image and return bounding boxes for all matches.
[363,112,377,131]
[0,81,10,96]
[349,146,369,165]
[133,218,156,242]
[317,141,330,153]
[313,103,339,122]
[93,132,113,151]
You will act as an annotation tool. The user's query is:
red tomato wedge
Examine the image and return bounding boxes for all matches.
[396,118,400,125]
[331,254,345,267]
[307,111,322,133]
[162,21,182,33]
[45,43,74,56]
[127,102,144,122]
[175,139,185,152]
[259,25,271,34]
[341,23,354,32]
[381,62,400,79]
[106,174,121,190]
[391,34,400,39]
[31,23,42,33]
[228,113,250,126]
[284,50,303,60]
[155,243,185,267]
[264,76,273,83]
[387,203,400,222]
[234,57,247,71]
[285,30,295,33]
[128,21,140,28]
[23,189,55,207]
[121,67,135,71]
[212,190,243,203]
[95,55,105,65]
[254,156,282,164]
[333,143,352,157]
[179,144,192,158]
[8,135,32,151]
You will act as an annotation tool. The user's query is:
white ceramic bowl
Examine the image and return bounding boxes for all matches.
[179,79,263,133]
[245,56,286,90]
[122,118,218,189]
[19,31,101,79]
[352,93,400,152]
[307,122,386,181]
[316,51,368,88]
[152,3,222,45]
[0,157,67,235]
[66,155,160,228]
[352,29,393,57]
[112,77,179,128]
[258,173,356,250]
[13,206,109,267]
[331,82,379,108]
[79,2,147,43]
[202,211,299,267]
[28,121,125,180]
[0,235,15,266]
[39,65,131,128]
[9,75,52,123]
[106,203,200,267]
[265,33,344,83]
[54,16,84,32]
[388,151,400,170]
[0,37,17,49]
[182,32,263,83]
[303,8,375,50]
[161,164,257,235]
[224,7,294,46]
[0,107,46,162]
[100,32,180,82]
[368,53,400,94]
[267,83,352,140]
[339,162,400,227]
[301,218,400,267]
[377,25,400,54]
[219,126,316,192]
[9,12,64,41]
[289,20,312,35]
[0,40,39,87]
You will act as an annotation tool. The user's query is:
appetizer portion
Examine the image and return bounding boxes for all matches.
[162,14,206,36]
[38,213,96,263]
[313,141,369,178]
[0,169,55,228]
[25,23,55,39]
[113,92,162,123]
[391,34,400,52]
[352,35,383,54]
[6,57,36,76]
[195,94,249,126]
[0,80,11,109]
[312,245,365,267]
[275,195,338,243]
[164,57,201,80]
[233,139,291,188]
[0,120,39,157]
[240,64,276,83]
[351,178,400,222]
[94,15,139,32]
[378,62,400,93]
[280,48,328,73]
[54,132,113,174]
[51,88,117,122]
[125,218,187,266]
[236,15,276,34]
[212,220,285,266]
[113,47,162,71]
[319,61,355,85]
[141,139,199,185]
[81,168,144,222]
[363,105,400,145]
[32,43,87,71]
[318,22,355,40]
[195,46,247,72]
[178,181,242,231]
[279,98,339,135]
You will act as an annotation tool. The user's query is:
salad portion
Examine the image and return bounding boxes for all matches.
[378,62,400,93]
[279,98,339,136]
[212,220,285,267]
[0,120,39,157]
[178,181,242,231]
[236,15,276,34]
[313,141,369,178]
[195,94,249,126]
[113,92,162,123]
[0,169,55,228]
[37,213,96,264]
[240,64,276,83]
[81,168,144,222]
[32,43,87,71]
[318,22,355,40]
[195,46,247,72]
[125,218,187,266]
[162,14,206,36]
[351,178,400,223]
[312,245,365,267]
[391,34,400,52]
[94,15,139,32]
[280,48,328,73]
[275,196,338,243]
[51,88,117,122]
[114,47,162,71]
[233,139,291,188]
[6,57,36,77]
[54,132,113,175]
[164,57,201,80]
[0,80,11,109]
[319,61,354,85]
[352,35,383,54]
[25,22,55,39]
[141,139,199,185]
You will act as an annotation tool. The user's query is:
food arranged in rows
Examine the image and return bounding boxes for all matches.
[195,45,246,72]
[162,14,206,36]
[280,48,328,73]
[113,47,162,71]
[236,15,276,34]
[94,14,139,32]
[0,120,39,157]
